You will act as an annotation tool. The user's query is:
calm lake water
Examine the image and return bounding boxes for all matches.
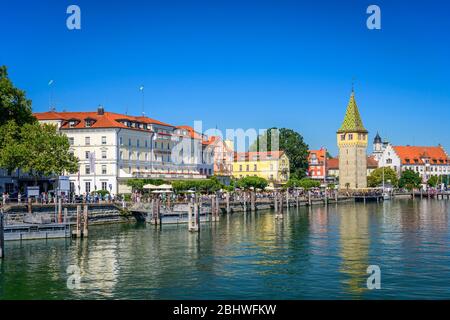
[1,199,450,300]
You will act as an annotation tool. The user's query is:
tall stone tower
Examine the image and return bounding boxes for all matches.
[337,91,368,189]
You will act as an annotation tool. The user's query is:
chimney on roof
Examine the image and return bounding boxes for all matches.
[97,104,104,115]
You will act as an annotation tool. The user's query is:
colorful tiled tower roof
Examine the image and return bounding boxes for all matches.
[337,92,368,134]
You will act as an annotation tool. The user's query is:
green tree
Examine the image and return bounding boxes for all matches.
[250,127,309,179]
[367,167,398,188]
[399,169,422,191]
[172,178,223,193]
[20,123,79,183]
[0,66,35,127]
[0,121,27,173]
[285,177,320,190]
[427,175,439,188]
[235,176,268,190]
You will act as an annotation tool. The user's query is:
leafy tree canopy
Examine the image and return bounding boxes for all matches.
[286,177,320,190]
[235,176,268,190]
[399,169,422,191]
[250,127,309,179]
[0,121,79,181]
[427,175,439,188]
[367,167,399,188]
[172,178,222,193]
[0,66,35,128]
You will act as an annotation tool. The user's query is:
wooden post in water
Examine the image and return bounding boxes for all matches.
[296,193,299,207]
[58,198,62,223]
[251,191,256,212]
[274,192,278,213]
[275,192,283,219]
[308,190,312,206]
[243,192,247,213]
[335,190,338,202]
[75,205,81,238]
[324,189,328,206]
[211,196,216,222]
[28,198,32,214]
[226,192,230,214]
[0,209,5,259]
[215,194,220,221]
[188,201,192,230]
[189,202,199,232]
[83,205,89,237]
[286,191,289,209]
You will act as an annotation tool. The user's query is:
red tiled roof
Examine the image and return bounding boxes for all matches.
[392,146,449,165]
[234,151,285,161]
[308,148,326,165]
[176,125,203,140]
[367,155,379,168]
[327,158,339,169]
[34,111,174,130]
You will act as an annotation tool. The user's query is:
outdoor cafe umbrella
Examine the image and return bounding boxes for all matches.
[151,190,173,193]
[158,184,173,190]
[143,184,158,189]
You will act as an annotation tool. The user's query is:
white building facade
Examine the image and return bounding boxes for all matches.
[34,108,214,196]
[377,143,450,183]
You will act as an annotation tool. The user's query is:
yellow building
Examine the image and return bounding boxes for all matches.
[232,151,290,185]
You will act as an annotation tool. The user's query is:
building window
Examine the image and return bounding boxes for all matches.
[119,137,123,145]
[246,164,249,171]
[137,140,140,148]
[239,165,242,172]
[85,182,91,193]
[209,169,212,175]
[85,165,90,175]
[85,151,90,159]
[348,134,353,140]
[102,150,107,159]
[101,182,107,190]
[68,137,74,145]
[254,164,257,171]
[85,136,90,145]
[340,134,345,141]
[119,151,123,160]
[145,141,148,148]
[102,165,107,175]
[102,136,106,145]
[129,138,131,146]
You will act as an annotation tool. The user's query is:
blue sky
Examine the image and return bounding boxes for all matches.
[1,0,449,155]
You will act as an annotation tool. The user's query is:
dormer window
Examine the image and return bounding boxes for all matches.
[69,121,76,128]
[85,119,94,127]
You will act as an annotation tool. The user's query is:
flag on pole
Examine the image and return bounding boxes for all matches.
[48,80,54,86]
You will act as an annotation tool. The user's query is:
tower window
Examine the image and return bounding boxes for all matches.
[348,134,353,140]
[340,134,345,141]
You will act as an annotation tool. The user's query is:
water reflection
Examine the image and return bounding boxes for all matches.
[1,199,450,299]
[339,203,369,297]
